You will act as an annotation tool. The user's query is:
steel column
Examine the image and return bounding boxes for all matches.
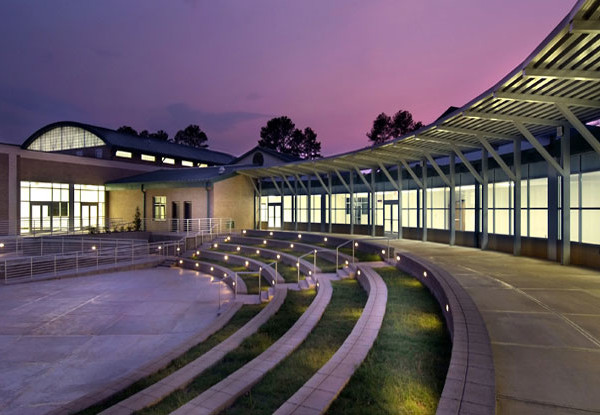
[328,173,333,234]
[422,159,428,242]
[449,153,456,246]
[561,127,571,265]
[371,169,376,237]
[350,171,354,234]
[513,137,522,256]
[481,149,489,250]
[397,164,403,239]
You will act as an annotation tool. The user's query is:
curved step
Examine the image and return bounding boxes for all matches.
[194,250,284,285]
[227,235,355,265]
[274,264,387,415]
[170,275,334,415]
[99,286,288,415]
[216,243,319,277]
[177,259,247,295]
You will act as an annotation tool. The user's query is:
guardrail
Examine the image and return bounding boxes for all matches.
[0,236,147,258]
[1,239,183,283]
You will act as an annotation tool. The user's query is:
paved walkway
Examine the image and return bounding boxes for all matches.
[100,286,288,414]
[171,274,334,415]
[275,265,387,415]
[0,268,231,415]
[386,238,600,414]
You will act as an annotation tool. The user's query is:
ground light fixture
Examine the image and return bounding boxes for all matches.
[242,230,246,234]
[382,249,386,254]
[357,270,361,275]
[179,260,183,264]
[446,304,449,312]
[276,254,280,259]
[210,266,214,271]
[158,246,162,251]
[269,231,273,236]
[176,247,180,252]
[290,243,294,248]
[263,240,267,244]
[236,246,241,251]
[423,271,428,277]
[0,243,4,248]
[298,234,302,239]
[195,263,199,267]
[224,255,229,261]
[324,237,327,242]
[196,250,200,255]
[355,242,358,247]
[256,249,260,255]
[245,261,249,267]
[309,271,312,275]
[396,255,401,261]
[91,246,96,250]
[213,243,218,248]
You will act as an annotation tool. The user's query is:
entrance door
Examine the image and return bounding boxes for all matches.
[183,202,192,232]
[268,203,281,228]
[171,202,180,232]
[81,203,98,230]
[31,203,52,232]
[384,201,398,234]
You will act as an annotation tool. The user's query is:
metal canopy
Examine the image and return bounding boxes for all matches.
[239,0,600,179]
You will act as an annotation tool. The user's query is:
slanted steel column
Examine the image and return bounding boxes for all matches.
[397,163,403,239]
[481,149,489,250]
[307,177,312,232]
[513,137,522,256]
[422,159,428,242]
[371,169,376,237]
[449,153,456,246]
[328,173,333,233]
[350,171,355,234]
[561,126,571,265]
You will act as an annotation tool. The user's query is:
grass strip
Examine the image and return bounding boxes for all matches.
[210,248,303,283]
[137,288,316,415]
[327,267,451,415]
[222,278,367,415]
[191,256,268,294]
[76,303,264,415]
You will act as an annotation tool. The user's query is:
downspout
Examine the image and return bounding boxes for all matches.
[141,184,147,231]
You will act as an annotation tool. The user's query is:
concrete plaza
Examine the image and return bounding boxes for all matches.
[0,267,231,415]
[388,238,600,414]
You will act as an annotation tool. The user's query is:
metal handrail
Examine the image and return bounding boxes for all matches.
[335,239,355,271]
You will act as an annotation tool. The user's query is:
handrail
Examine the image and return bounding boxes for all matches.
[335,239,355,271]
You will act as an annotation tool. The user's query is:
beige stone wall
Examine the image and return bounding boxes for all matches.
[213,175,254,230]
[144,187,208,232]
[108,189,143,225]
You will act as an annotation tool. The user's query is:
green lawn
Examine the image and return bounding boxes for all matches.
[210,248,304,283]
[76,304,264,415]
[223,278,367,415]
[191,256,268,294]
[137,289,316,415]
[327,267,451,415]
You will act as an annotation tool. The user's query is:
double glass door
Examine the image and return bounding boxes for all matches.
[384,201,398,234]
[31,203,52,231]
[81,203,98,229]
[268,203,281,228]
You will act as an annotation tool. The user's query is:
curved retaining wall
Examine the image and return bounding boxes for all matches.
[394,252,495,414]
[178,259,247,294]
[195,249,283,285]
[245,230,394,260]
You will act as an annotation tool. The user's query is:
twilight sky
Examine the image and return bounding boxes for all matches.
[0,0,573,156]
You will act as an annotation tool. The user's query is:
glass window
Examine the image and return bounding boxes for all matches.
[582,171,600,208]
[181,160,193,167]
[162,157,175,165]
[26,126,104,152]
[141,154,155,162]
[153,196,167,220]
[116,150,132,158]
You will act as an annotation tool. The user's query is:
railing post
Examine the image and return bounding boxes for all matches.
[96,248,99,269]
[30,257,33,278]
[54,255,57,275]
[131,240,134,264]
[336,248,339,271]
[352,240,355,264]
[76,252,79,272]
[235,272,238,298]
[40,237,43,256]
[115,247,118,265]
[313,250,317,275]
[275,262,278,285]
[258,267,262,302]
[297,257,300,287]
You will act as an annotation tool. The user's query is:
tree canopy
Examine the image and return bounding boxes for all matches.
[116,124,208,148]
[367,110,423,145]
[174,124,208,148]
[258,116,321,160]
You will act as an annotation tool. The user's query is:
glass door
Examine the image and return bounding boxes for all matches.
[31,203,52,232]
[384,201,398,234]
[81,203,98,229]
[268,203,281,228]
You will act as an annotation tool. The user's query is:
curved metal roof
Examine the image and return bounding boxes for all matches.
[241,0,600,179]
[22,121,235,165]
